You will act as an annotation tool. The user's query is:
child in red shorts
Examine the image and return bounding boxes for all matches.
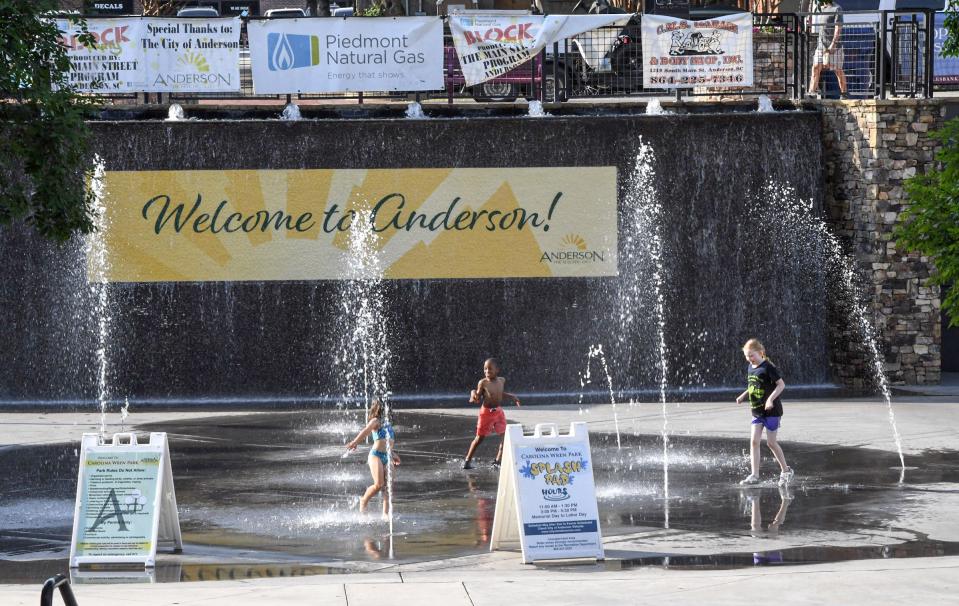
[462,358,521,470]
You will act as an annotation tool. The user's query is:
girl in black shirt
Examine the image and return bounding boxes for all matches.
[735,339,794,486]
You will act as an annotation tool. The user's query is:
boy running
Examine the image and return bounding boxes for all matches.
[462,358,521,470]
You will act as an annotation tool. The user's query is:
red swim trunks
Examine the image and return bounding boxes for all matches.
[476,406,506,436]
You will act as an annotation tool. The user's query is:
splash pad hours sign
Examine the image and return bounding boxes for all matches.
[92,167,618,282]
[490,423,603,563]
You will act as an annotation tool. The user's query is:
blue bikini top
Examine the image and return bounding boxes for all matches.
[374,422,395,441]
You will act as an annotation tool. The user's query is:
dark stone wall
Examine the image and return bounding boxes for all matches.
[0,111,828,405]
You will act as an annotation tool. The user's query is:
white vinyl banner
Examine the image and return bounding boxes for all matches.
[57,18,241,93]
[641,13,753,89]
[449,14,630,86]
[248,17,443,93]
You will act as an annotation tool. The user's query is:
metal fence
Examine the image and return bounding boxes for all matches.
[799,10,934,99]
[79,11,938,106]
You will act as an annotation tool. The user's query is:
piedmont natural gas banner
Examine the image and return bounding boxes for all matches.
[92,168,618,282]
[641,13,753,89]
[57,18,241,92]
[449,14,630,87]
[247,17,443,93]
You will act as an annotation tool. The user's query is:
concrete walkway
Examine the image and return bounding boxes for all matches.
[2,556,958,605]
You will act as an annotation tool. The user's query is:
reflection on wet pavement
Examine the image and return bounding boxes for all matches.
[2,410,958,582]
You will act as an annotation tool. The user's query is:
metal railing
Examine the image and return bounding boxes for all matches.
[799,10,934,99]
[63,11,939,106]
[40,574,80,606]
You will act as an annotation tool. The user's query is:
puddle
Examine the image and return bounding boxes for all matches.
[2,410,958,582]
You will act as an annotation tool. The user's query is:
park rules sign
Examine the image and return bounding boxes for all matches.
[490,423,603,563]
[70,433,182,567]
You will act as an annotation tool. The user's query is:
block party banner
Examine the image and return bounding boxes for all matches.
[90,167,618,282]
[641,13,753,88]
[449,14,630,86]
[247,17,443,93]
[57,18,241,92]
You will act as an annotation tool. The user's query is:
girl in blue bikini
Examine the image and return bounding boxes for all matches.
[346,399,401,514]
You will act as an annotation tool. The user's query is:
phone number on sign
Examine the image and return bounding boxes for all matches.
[648,74,745,85]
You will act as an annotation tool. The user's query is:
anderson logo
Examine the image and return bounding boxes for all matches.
[267,33,320,71]
[540,234,605,264]
[153,52,233,87]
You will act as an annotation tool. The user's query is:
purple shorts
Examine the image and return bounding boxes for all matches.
[751,416,781,431]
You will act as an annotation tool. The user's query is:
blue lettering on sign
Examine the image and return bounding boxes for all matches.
[523,520,598,536]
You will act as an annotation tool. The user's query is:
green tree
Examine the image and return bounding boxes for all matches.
[897,119,959,327]
[0,0,98,242]
[944,3,959,58]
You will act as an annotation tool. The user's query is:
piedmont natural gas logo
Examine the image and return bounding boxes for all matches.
[268,33,321,70]
[267,31,426,71]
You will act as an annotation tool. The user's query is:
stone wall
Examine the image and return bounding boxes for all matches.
[818,99,945,387]
[754,33,793,94]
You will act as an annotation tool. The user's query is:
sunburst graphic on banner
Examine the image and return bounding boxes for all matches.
[561,234,587,251]
[386,181,552,279]
[177,52,210,72]
[100,169,345,282]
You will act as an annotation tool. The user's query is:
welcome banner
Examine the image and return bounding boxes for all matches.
[57,17,241,92]
[641,13,753,89]
[449,14,630,87]
[247,17,443,93]
[92,168,618,282]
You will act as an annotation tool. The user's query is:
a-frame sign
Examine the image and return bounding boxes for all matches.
[490,422,603,564]
[70,432,182,567]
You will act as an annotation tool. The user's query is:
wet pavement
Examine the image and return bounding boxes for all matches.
[2,408,959,583]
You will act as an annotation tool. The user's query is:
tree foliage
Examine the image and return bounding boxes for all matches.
[0,0,98,242]
[897,118,959,327]
[141,1,190,16]
[945,3,959,58]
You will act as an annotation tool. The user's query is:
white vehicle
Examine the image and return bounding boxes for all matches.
[264,8,308,18]
[176,7,219,17]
